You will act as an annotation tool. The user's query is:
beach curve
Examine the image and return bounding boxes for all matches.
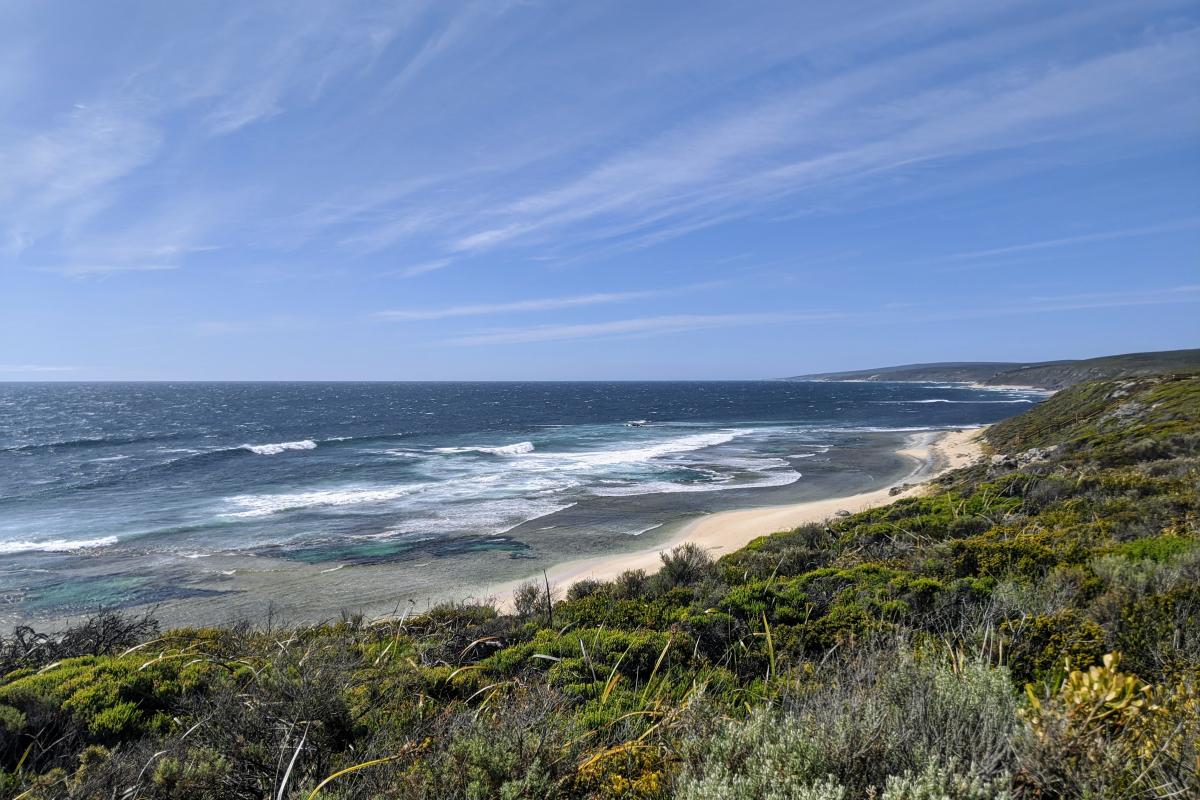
[485,427,987,608]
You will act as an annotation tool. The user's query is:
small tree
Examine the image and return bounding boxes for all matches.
[658,543,714,589]
[512,580,544,620]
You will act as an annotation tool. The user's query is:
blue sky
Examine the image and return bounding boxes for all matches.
[1,1,1197,380]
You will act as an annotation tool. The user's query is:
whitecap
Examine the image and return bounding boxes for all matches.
[530,430,746,469]
[222,484,424,517]
[380,448,422,458]
[432,441,534,456]
[0,536,119,554]
[241,440,318,455]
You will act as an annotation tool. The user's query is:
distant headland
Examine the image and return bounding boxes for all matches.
[784,347,1200,390]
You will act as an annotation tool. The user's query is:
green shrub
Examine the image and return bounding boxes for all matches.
[1117,534,1198,563]
[1002,610,1106,686]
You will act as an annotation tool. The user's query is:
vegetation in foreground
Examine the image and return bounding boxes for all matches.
[2,374,1198,799]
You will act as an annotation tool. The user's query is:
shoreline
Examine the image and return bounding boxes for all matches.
[791,378,1054,395]
[484,427,987,608]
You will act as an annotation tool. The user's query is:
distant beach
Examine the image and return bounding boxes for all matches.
[486,427,985,607]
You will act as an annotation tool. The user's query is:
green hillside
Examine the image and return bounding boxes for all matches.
[3,375,1199,799]
[788,348,1200,390]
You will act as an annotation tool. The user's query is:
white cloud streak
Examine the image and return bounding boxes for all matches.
[442,312,840,345]
[380,258,452,278]
[440,21,1200,260]
[0,364,78,373]
[441,285,1200,346]
[36,263,179,278]
[374,284,719,320]
[943,218,1200,261]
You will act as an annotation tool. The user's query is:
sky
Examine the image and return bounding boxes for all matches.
[1,1,1198,381]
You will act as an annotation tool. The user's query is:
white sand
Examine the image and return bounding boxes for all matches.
[485,427,988,608]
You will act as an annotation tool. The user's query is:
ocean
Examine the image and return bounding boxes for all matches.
[0,381,1045,626]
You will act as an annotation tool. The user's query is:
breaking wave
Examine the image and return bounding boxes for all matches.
[433,441,535,456]
[0,536,119,554]
[534,430,745,469]
[241,440,318,455]
[222,484,426,518]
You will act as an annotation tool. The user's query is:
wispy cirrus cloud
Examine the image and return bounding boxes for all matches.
[373,283,720,320]
[0,364,78,373]
[943,218,1200,262]
[442,312,840,346]
[439,20,1200,261]
[442,284,1200,346]
[6,1,1197,278]
[36,263,179,278]
[0,3,421,269]
[378,258,453,278]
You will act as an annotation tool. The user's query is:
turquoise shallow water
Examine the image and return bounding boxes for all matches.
[0,381,1044,624]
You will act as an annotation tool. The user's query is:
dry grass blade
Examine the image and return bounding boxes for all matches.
[275,721,310,800]
[761,611,775,683]
[447,664,482,681]
[601,642,633,706]
[304,743,427,796]
[640,634,673,704]
[458,635,501,662]
[303,752,409,800]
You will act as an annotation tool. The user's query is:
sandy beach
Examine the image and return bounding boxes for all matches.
[486,427,987,607]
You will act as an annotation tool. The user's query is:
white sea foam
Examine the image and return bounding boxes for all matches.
[701,455,790,470]
[628,523,663,536]
[222,484,424,517]
[531,430,745,469]
[88,454,130,462]
[381,448,422,458]
[874,399,1032,404]
[817,425,969,433]
[241,440,318,455]
[591,469,800,497]
[0,536,119,554]
[433,441,535,456]
[353,498,574,539]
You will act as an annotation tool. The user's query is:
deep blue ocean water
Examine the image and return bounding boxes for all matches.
[0,381,1044,623]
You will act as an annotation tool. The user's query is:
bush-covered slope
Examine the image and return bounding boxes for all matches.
[3,375,1198,799]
